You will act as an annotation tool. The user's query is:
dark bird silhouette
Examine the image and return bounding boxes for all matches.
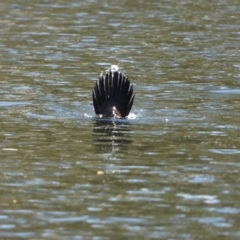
[92,65,135,118]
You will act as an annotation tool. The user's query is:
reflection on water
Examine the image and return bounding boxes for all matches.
[92,119,132,154]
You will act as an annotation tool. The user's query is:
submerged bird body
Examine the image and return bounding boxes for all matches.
[92,66,135,118]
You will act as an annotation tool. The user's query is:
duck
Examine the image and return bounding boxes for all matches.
[92,65,135,118]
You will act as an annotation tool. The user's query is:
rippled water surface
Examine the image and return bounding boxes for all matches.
[1,0,240,239]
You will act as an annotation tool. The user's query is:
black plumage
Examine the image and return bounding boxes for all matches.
[92,69,135,118]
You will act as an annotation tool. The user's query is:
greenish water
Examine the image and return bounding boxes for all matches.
[1,0,240,239]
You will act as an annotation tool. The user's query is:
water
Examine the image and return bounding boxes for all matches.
[1,0,240,239]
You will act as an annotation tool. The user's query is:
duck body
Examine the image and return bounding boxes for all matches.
[92,66,135,118]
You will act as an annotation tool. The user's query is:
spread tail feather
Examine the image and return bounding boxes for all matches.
[92,69,135,118]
